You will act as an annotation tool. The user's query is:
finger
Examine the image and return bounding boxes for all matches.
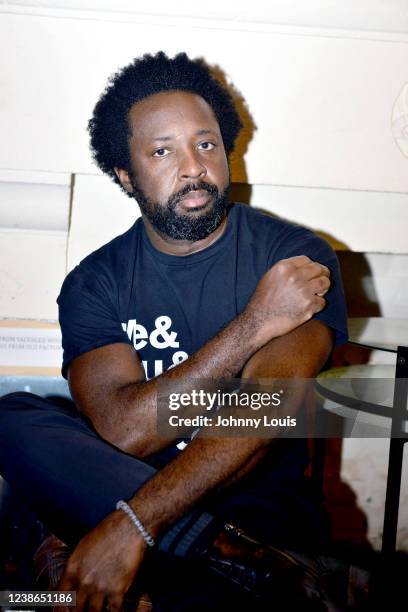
[303,281,329,303]
[88,593,106,612]
[311,275,331,296]
[317,263,330,278]
[311,295,326,314]
[107,593,125,612]
[74,590,88,612]
[295,266,331,288]
[298,261,330,280]
[58,574,72,592]
[56,576,75,612]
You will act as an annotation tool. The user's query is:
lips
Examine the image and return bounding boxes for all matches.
[179,189,211,209]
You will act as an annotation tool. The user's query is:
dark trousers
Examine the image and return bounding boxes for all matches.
[0,392,329,555]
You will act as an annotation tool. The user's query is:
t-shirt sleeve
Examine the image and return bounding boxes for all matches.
[269,226,348,347]
[57,263,132,379]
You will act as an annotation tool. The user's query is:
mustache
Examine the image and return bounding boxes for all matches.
[168,181,219,207]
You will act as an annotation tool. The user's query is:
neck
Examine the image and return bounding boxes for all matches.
[142,213,228,256]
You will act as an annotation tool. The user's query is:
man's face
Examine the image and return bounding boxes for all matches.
[119,90,230,241]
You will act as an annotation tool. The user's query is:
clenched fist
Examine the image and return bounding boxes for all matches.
[244,255,330,347]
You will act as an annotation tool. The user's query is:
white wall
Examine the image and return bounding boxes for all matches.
[1,6,408,191]
[67,174,140,269]
[0,228,67,319]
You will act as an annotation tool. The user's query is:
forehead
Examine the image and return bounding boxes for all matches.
[128,91,220,139]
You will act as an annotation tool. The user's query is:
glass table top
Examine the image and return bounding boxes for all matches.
[316,364,407,437]
[348,318,408,353]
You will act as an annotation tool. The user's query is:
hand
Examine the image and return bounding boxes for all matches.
[245,255,330,346]
[57,510,147,612]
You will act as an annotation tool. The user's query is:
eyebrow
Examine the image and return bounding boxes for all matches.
[152,129,215,142]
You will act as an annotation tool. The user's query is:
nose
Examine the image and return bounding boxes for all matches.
[178,148,207,181]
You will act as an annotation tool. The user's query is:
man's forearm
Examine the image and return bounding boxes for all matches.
[111,310,263,455]
[128,435,268,538]
[70,306,263,456]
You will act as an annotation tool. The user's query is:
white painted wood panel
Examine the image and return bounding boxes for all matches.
[246,184,408,253]
[67,173,140,270]
[5,1,408,36]
[0,229,67,319]
[0,181,70,230]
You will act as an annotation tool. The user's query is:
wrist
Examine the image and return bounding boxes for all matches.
[237,307,273,353]
[127,499,163,540]
[110,508,148,554]
[116,500,155,547]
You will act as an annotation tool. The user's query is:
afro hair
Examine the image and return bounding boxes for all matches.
[88,51,242,190]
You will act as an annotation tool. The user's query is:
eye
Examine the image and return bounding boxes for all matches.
[153,147,170,157]
[198,141,216,151]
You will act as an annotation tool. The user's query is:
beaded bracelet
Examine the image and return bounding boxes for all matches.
[116,500,155,547]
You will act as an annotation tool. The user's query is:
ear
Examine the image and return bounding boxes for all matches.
[114,167,134,193]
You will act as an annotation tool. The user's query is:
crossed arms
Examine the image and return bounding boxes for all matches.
[60,256,333,611]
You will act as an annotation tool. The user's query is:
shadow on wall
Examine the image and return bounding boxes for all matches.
[209,63,257,184]
[229,185,383,319]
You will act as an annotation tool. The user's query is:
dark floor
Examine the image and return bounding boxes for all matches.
[0,479,48,592]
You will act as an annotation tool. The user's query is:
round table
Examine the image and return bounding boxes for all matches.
[316,364,400,437]
[316,317,408,554]
[348,317,408,352]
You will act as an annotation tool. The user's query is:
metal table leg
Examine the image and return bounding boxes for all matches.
[381,346,408,554]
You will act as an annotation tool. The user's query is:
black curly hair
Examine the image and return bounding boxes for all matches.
[88,51,242,191]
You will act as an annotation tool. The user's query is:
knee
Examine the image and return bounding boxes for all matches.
[0,390,33,406]
[0,391,39,428]
[0,393,44,471]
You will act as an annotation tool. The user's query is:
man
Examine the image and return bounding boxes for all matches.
[0,52,347,610]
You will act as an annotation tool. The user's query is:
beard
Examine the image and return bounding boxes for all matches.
[130,177,230,241]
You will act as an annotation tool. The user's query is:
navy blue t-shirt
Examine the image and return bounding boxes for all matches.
[58,203,347,381]
[58,203,348,474]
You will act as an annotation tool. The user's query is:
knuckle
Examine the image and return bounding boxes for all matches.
[315,298,325,312]
[92,580,105,592]
[283,258,294,270]
[79,571,98,590]
[65,562,79,578]
[275,260,287,273]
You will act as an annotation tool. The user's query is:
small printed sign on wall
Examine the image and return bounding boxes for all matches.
[0,322,62,371]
